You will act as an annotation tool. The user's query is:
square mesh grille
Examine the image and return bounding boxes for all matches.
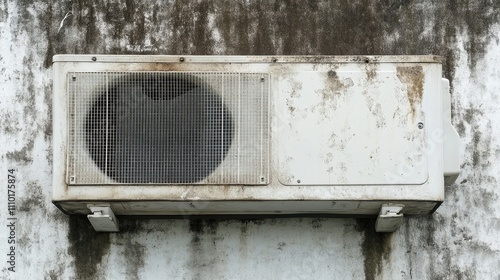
[67,72,269,185]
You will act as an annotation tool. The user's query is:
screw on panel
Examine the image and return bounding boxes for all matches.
[179,57,185,62]
[260,176,265,183]
[418,122,424,129]
[272,58,277,63]
[70,176,75,182]
[297,179,301,183]
[72,75,76,81]
[260,77,265,82]
[92,57,97,61]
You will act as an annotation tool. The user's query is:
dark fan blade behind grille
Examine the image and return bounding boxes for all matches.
[85,73,233,184]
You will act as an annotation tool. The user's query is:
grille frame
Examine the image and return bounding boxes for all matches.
[67,71,270,186]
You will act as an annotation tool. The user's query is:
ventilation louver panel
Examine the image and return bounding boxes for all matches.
[67,72,269,185]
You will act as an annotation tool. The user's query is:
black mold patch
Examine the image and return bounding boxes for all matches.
[47,270,59,280]
[455,120,466,137]
[188,219,204,279]
[104,2,128,40]
[443,49,457,102]
[187,219,221,279]
[463,107,483,125]
[192,1,214,55]
[189,219,220,238]
[189,219,205,236]
[421,214,445,249]
[1,112,22,135]
[42,0,54,69]
[215,0,251,54]
[311,218,322,229]
[20,53,36,121]
[37,0,499,75]
[471,130,482,168]
[415,214,444,279]
[451,267,477,280]
[252,1,275,54]
[474,187,498,209]
[18,181,45,212]
[119,219,146,234]
[355,218,392,280]
[6,138,35,164]
[460,105,492,169]
[84,1,99,53]
[124,241,146,279]
[169,1,196,54]
[471,122,492,169]
[458,1,500,71]
[241,217,279,226]
[45,263,65,280]
[67,216,111,280]
[129,6,146,47]
[43,84,53,141]
[0,1,8,21]
[403,221,415,279]
[411,214,486,279]
[15,0,35,29]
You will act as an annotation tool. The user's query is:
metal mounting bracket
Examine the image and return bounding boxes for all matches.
[87,206,120,232]
[375,204,404,233]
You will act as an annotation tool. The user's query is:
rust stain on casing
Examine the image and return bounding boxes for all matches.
[324,70,354,98]
[396,66,424,120]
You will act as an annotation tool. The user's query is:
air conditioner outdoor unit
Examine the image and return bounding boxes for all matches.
[52,55,460,232]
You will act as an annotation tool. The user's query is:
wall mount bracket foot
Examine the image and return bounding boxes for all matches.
[87,205,120,232]
[375,204,404,233]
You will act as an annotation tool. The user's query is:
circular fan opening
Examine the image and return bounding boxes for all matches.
[85,73,233,184]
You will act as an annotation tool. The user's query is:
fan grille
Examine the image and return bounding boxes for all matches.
[67,72,269,185]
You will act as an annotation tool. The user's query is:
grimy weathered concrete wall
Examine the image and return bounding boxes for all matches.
[1,1,499,279]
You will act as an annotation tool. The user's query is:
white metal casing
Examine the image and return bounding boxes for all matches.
[52,55,460,219]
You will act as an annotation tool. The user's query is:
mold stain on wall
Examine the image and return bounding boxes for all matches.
[17,181,45,212]
[5,138,34,164]
[188,219,221,279]
[356,219,392,280]
[123,240,146,279]
[461,106,493,170]
[39,0,499,83]
[67,216,111,280]
[36,3,488,67]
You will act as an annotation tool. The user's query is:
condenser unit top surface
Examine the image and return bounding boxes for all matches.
[52,55,460,220]
[52,55,442,63]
